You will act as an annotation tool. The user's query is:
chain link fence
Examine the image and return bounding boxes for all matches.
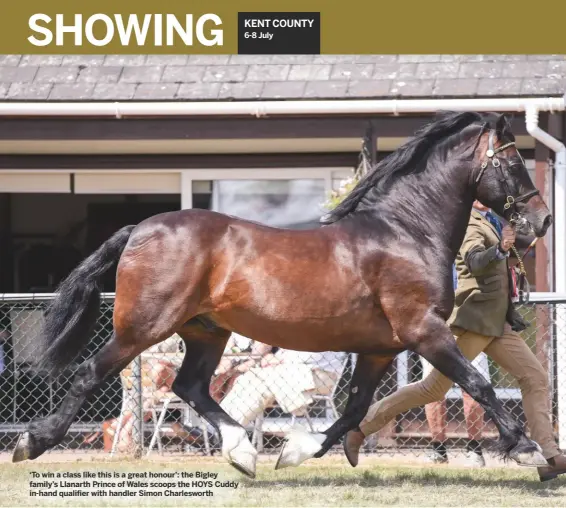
[1,293,565,461]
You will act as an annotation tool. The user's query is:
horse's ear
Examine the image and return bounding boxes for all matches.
[496,113,515,141]
[496,113,510,133]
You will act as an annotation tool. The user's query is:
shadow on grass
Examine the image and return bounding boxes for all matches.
[244,468,566,497]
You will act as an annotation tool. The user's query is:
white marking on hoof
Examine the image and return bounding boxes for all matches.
[510,449,547,467]
[220,425,257,479]
[275,427,326,470]
[12,432,31,463]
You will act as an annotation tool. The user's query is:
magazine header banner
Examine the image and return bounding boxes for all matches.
[0,0,565,54]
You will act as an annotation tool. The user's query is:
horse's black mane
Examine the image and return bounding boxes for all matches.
[322,111,512,224]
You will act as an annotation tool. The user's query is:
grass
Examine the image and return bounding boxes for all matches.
[1,456,566,507]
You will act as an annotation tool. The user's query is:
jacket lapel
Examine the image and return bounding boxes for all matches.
[472,209,501,241]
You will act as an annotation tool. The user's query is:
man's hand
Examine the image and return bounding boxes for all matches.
[500,225,516,252]
[508,306,528,332]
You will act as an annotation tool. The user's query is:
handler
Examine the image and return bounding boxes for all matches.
[344,200,566,482]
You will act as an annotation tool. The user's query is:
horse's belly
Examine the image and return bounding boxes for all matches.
[208,303,396,354]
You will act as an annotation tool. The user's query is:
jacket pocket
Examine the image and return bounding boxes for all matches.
[476,274,502,293]
[472,291,500,301]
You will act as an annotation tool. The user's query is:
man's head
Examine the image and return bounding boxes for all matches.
[473,200,490,212]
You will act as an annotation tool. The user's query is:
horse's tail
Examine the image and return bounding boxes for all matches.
[38,225,136,376]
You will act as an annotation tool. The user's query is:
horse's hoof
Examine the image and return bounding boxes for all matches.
[12,432,33,463]
[220,426,258,479]
[224,435,257,479]
[275,428,326,470]
[510,447,547,467]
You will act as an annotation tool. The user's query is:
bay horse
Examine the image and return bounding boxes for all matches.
[13,112,552,478]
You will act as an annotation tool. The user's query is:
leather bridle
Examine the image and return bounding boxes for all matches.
[475,130,540,225]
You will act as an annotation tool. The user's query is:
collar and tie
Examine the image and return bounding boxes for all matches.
[485,211,503,238]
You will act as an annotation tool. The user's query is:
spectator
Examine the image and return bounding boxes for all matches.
[221,346,346,427]
[210,333,265,403]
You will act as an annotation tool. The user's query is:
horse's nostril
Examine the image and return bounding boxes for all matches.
[543,215,553,230]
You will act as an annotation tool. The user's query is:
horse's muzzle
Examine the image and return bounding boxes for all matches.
[535,213,553,237]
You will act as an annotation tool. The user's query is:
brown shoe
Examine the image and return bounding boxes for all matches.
[343,429,366,467]
[538,454,566,482]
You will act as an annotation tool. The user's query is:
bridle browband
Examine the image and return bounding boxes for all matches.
[475,129,540,224]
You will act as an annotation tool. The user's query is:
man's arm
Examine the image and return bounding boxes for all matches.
[462,224,505,275]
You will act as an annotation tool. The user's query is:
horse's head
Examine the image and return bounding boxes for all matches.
[473,114,552,237]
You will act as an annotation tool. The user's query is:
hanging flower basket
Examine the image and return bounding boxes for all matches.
[324,175,358,211]
[323,137,373,211]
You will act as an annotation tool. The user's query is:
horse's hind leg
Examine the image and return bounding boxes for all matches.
[173,328,258,479]
[275,354,394,470]
[13,333,142,462]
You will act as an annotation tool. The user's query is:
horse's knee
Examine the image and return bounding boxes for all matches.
[172,377,199,402]
[452,371,493,405]
[69,360,98,395]
[468,376,491,397]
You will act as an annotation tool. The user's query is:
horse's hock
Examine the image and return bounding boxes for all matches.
[0,293,565,460]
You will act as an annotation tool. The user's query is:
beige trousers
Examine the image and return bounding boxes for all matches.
[359,323,560,459]
[221,365,336,427]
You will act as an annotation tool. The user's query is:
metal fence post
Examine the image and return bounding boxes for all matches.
[556,305,566,450]
[131,355,143,458]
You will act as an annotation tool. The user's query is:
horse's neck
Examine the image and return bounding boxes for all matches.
[373,161,475,261]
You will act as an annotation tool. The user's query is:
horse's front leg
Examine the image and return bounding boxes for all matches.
[275,354,394,470]
[400,311,546,467]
